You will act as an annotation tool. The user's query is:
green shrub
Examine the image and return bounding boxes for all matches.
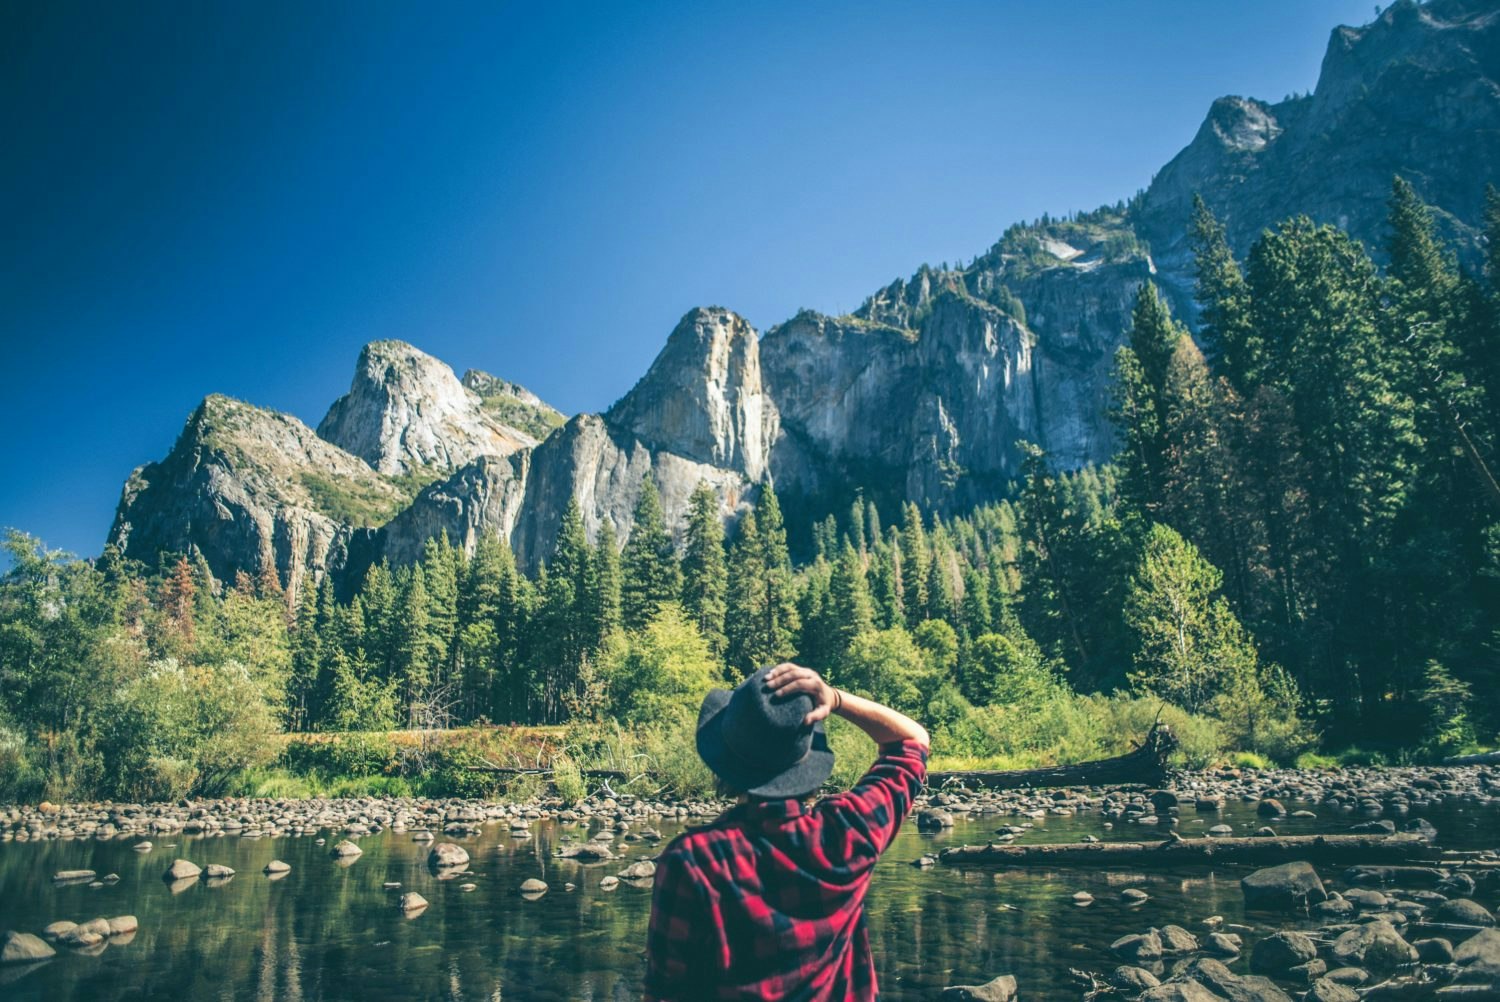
[1294,752,1339,770]
[236,768,322,799]
[551,753,587,803]
[329,774,413,798]
[280,733,399,778]
[1231,751,1272,770]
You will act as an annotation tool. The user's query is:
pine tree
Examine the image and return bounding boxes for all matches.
[753,485,800,665]
[828,541,875,656]
[899,503,930,625]
[1190,194,1254,388]
[621,476,681,630]
[726,511,763,673]
[592,520,624,645]
[392,565,432,722]
[420,534,460,685]
[868,539,903,629]
[680,482,727,655]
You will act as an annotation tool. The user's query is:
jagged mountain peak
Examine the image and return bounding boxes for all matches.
[317,339,540,477]
[605,307,777,481]
[460,369,567,443]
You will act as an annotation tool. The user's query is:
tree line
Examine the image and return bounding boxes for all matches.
[1,176,1495,801]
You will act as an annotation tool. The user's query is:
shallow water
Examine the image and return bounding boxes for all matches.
[3,796,1496,1000]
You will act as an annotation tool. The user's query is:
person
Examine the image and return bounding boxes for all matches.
[644,662,930,1001]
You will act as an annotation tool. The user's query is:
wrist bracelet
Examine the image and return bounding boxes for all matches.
[833,688,843,712]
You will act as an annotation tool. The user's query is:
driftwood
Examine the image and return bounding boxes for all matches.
[1444,750,1500,765]
[939,832,1437,868]
[927,723,1180,791]
[461,765,629,780]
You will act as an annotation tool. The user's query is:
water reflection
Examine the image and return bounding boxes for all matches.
[1,797,1494,1001]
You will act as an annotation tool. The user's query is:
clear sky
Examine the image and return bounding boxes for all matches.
[1,0,1378,559]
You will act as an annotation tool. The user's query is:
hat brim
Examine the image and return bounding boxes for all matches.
[695,687,835,799]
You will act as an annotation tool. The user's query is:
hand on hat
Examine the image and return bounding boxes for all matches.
[763,663,838,727]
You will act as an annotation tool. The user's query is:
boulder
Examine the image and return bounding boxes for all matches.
[1251,930,1318,976]
[1453,928,1500,981]
[1432,898,1496,927]
[263,860,291,874]
[1242,861,1327,910]
[519,878,548,895]
[940,975,1017,1001]
[1159,925,1199,955]
[1111,966,1162,991]
[107,916,137,936]
[1257,799,1286,817]
[1140,983,1223,1002]
[163,859,201,881]
[618,860,657,880]
[41,921,76,942]
[204,864,235,879]
[1330,921,1417,971]
[398,892,428,913]
[1111,930,1163,962]
[428,843,470,868]
[1,932,55,964]
[1176,957,1293,1002]
[330,840,362,858]
[1308,978,1360,1002]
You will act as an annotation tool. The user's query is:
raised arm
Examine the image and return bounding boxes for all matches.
[763,663,929,748]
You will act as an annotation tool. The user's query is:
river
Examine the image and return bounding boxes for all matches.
[3,793,1497,1000]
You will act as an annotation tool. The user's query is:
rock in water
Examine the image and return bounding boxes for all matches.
[107,916,137,936]
[617,860,656,880]
[428,843,470,868]
[1330,921,1417,971]
[519,878,548,896]
[52,869,96,883]
[330,840,362,858]
[1,932,56,964]
[41,922,76,942]
[940,975,1017,1001]
[1111,931,1164,962]
[204,864,235,879]
[1451,927,1500,981]
[1241,861,1327,910]
[163,859,201,881]
[1251,931,1318,976]
[263,860,291,874]
[398,892,428,913]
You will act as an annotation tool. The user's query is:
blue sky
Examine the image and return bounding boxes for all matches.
[0,0,1377,559]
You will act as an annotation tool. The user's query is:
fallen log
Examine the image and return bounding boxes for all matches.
[939,832,1437,868]
[460,766,629,780]
[1444,750,1500,765]
[927,724,1179,791]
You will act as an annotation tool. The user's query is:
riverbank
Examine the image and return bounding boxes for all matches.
[5,763,1497,844]
[2,764,1497,1000]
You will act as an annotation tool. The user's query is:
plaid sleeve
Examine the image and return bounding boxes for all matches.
[815,737,928,861]
[643,843,710,1001]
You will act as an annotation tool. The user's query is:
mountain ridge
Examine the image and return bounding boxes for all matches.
[106,0,1500,597]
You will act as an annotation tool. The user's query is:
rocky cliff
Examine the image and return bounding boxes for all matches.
[317,340,540,478]
[107,0,1500,588]
[109,395,408,598]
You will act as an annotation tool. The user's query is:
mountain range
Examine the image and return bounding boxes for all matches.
[107,0,1500,599]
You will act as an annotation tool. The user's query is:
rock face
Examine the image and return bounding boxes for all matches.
[607,308,777,483]
[318,340,539,477]
[109,395,406,599]
[106,1,1500,585]
[1137,0,1500,292]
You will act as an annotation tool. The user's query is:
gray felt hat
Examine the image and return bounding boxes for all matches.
[695,665,835,798]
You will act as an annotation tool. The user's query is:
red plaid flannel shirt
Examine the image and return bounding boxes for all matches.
[643,738,928,1001]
